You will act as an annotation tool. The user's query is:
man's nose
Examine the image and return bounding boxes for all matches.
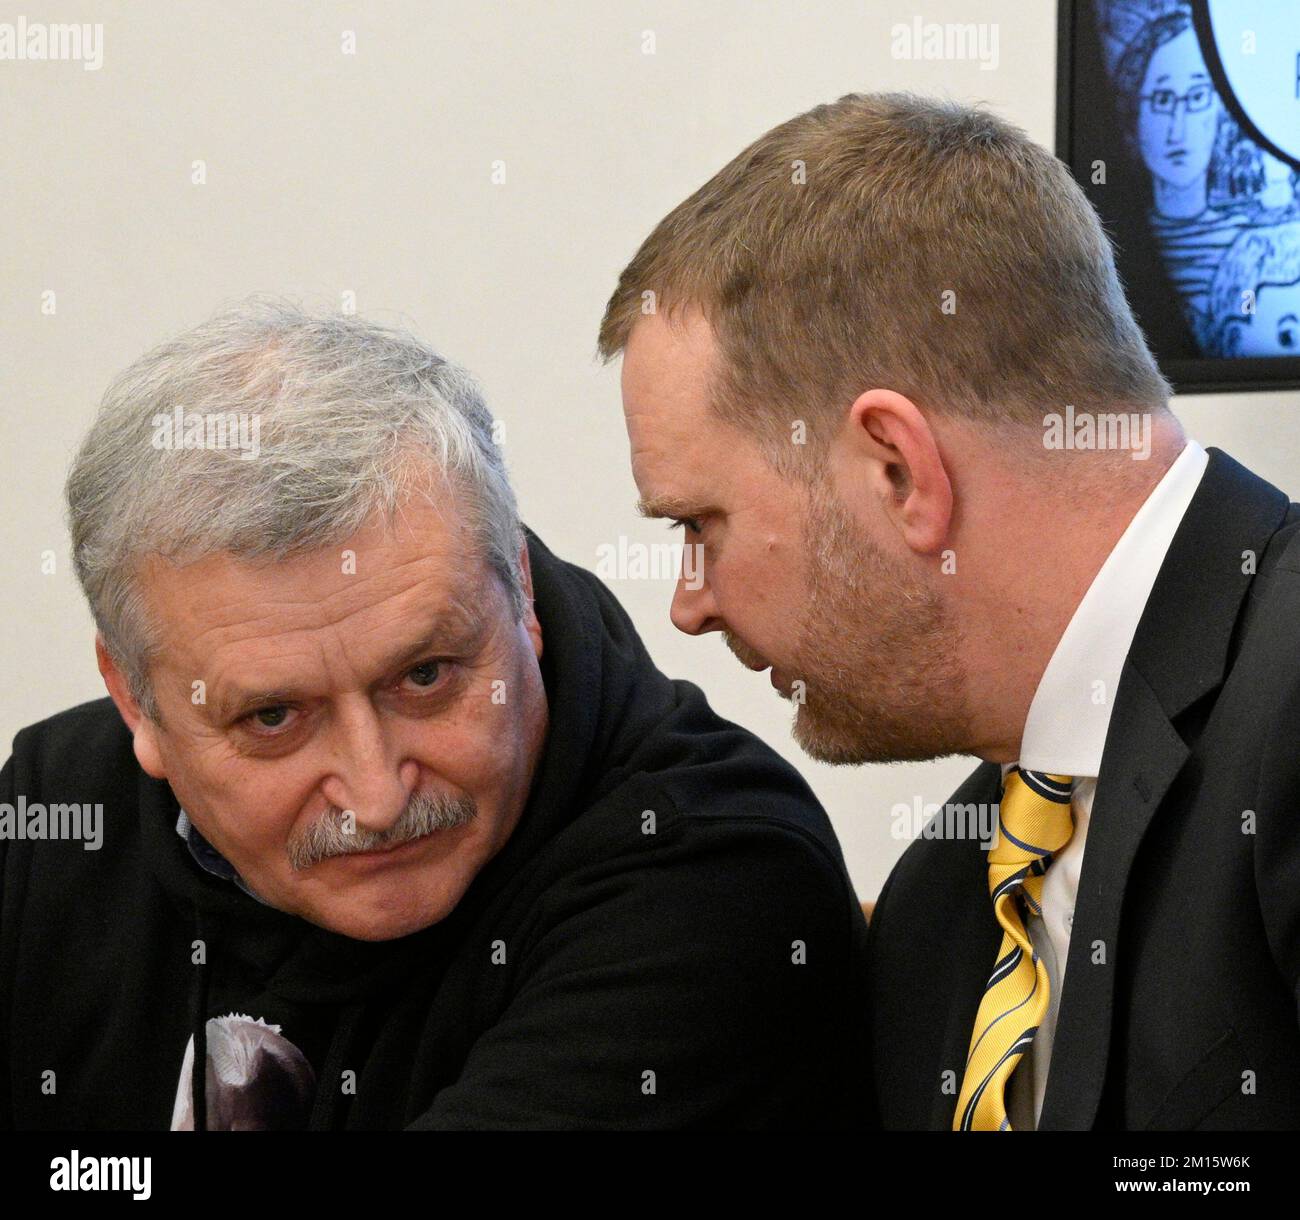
[669,569,722,636]
[320,701,418,831]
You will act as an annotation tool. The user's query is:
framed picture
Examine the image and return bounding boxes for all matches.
[1056,0,1300,393]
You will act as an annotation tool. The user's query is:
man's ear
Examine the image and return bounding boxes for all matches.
[95,635,167,779]
[516,540,543,660]
[840,388,954,555]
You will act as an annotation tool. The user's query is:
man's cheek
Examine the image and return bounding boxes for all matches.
[219,817,295,881]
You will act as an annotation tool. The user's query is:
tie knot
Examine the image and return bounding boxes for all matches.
[990,768,1075,873]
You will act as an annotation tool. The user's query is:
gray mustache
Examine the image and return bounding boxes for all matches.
[288,789,477,871]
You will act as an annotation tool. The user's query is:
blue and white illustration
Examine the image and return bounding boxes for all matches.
[1094,0,1300,356]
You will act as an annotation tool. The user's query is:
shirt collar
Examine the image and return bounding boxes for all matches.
[175,808,272,906]
[1014,439,1209,778]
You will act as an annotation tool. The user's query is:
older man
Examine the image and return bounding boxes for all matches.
[598,93,1300,1130]
[0,300,868,1130]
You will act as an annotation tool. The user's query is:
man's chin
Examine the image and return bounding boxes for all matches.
[791,707,880,765]
[299,900,450,943]
[791,702,963,767]
[262,872,462,941]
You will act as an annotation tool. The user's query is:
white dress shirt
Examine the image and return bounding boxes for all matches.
[1003,438,1209,1130]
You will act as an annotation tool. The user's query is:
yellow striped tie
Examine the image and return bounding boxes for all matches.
[953,767,1074,1131]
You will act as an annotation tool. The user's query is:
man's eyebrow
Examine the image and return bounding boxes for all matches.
[211,588,487,720]
[635,493,712,520]
[378,599,486,670]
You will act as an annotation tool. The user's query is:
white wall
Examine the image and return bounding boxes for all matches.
[3,0,1296,900]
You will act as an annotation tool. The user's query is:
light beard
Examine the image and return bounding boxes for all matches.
[722,630,769,672]
[786,486,975,765]
[287,788,477,871]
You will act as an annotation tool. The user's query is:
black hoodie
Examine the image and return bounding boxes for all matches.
[0,528,871,1130]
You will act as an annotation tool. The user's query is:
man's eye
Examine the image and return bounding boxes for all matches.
[405,660,442,688]
[666,517,703,534]
[248,706,291,730]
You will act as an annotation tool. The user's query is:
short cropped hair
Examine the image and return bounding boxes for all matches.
[66,298,524,720]
[598,92,1171,471]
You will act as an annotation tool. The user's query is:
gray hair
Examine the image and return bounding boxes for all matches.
[66,297,525,722]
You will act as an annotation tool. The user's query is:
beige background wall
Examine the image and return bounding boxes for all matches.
[3,0,1297,900]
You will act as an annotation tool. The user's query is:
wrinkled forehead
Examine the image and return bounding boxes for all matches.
[135,496,495,662]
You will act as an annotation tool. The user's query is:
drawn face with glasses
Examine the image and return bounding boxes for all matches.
[1136,28,1222,199]
[1142,83,1214,116]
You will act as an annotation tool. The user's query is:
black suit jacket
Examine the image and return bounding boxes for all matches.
[867,447,1300,1130]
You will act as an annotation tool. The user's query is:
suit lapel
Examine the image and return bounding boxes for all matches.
[1038,448,1290,1129]
[1037,669,1189,1128]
